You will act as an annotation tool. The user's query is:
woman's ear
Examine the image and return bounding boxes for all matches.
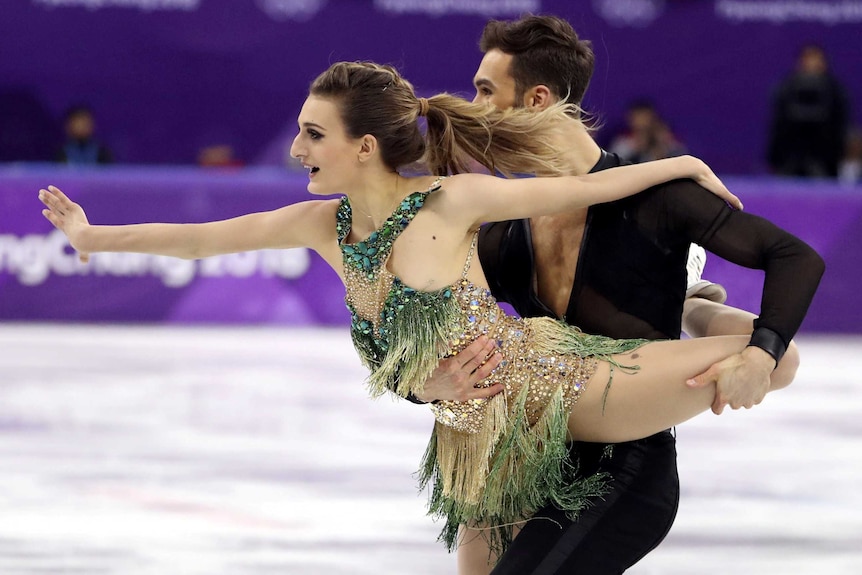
[357,134,378,163]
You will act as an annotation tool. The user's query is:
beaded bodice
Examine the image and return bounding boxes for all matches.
[431,278,598,433]
[336,178,596,434]
[336,178,452,364]
[335,178,649,552]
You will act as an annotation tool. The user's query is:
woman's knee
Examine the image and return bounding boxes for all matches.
[770,340,800,391]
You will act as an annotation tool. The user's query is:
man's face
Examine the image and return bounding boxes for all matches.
[472,49,520,109]
[798,47,827,75]
[66,113,94,140]
[628,107,657,133]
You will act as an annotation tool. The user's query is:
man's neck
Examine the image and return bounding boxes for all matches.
[555,119,603,176]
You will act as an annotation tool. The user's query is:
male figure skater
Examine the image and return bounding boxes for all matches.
[412,15,824,574]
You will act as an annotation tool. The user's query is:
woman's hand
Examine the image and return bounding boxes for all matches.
[682,156,743,210]
[39,185,91,263]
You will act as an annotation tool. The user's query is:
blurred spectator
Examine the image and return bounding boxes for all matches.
[197,144,244,168]
[0,89,59,162]
[839,127,862,185]
[56,105,113,165]
[608,99,687,164]
[767,44,850,178]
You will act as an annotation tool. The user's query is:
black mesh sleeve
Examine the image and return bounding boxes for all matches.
[648,179,825,350]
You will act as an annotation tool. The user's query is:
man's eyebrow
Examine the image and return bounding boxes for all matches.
[474,77,496,89]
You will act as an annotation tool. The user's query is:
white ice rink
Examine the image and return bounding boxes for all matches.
[0,324,860,574]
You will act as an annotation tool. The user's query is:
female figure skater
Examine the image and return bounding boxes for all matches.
[38,62,809,574]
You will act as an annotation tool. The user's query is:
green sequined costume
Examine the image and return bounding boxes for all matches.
[337,178,646,553]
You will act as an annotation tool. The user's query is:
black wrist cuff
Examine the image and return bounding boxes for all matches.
[404,392,428,405]
[747,326,787,368]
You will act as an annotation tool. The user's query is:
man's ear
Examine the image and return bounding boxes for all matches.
[357,134,377,163]
[524,85,554,110]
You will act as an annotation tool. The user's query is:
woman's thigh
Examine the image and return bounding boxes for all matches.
[568,335,749,443]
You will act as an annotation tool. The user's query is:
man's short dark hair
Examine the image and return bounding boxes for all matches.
[479,15,595,106]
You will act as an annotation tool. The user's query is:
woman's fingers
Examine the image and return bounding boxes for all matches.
[39,186,74,213]
[41,208,59,227]
[47,185,71,204]
[690,157,744,211]
[39,188,63,215]
[710,175,743,210]
[38,188,53,207]
[722,186,743,210]
[39,190,66,228]
[38,188,90,264]
[39,186,86,227]
[705,174,743,211]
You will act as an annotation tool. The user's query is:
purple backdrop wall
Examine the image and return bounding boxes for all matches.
[2,165,859,332]
[0,165,346,324]
[1,0,861,173]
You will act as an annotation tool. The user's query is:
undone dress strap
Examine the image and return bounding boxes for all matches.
[461,231,479,280]
[428,175,446,191]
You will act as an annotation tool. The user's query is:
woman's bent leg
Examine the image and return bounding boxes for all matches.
[683,298,757,339]
[568,335,750,443]
[683,299,799,391]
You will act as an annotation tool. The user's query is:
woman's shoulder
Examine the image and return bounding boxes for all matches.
[418,174,513,209]
[291,199,344,250]
[438,172,500,191]
[277,198,343,232]
[292,197,343,215]
[402,174,450,193]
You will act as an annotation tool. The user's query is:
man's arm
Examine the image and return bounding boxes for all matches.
[409,181,824,410]
[663,181,824,412]
[670,183,824,357]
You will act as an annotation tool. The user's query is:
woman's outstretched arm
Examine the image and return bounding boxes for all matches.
[38,185,339,263]
[443,155,742,228]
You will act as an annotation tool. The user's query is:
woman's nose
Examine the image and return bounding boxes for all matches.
[289,135,303,159]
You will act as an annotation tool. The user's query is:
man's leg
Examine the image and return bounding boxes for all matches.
[491,432,679,575]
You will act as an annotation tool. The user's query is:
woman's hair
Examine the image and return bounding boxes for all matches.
[309,61,577,177]
[310,61,425,172]
[421,92,573,177]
